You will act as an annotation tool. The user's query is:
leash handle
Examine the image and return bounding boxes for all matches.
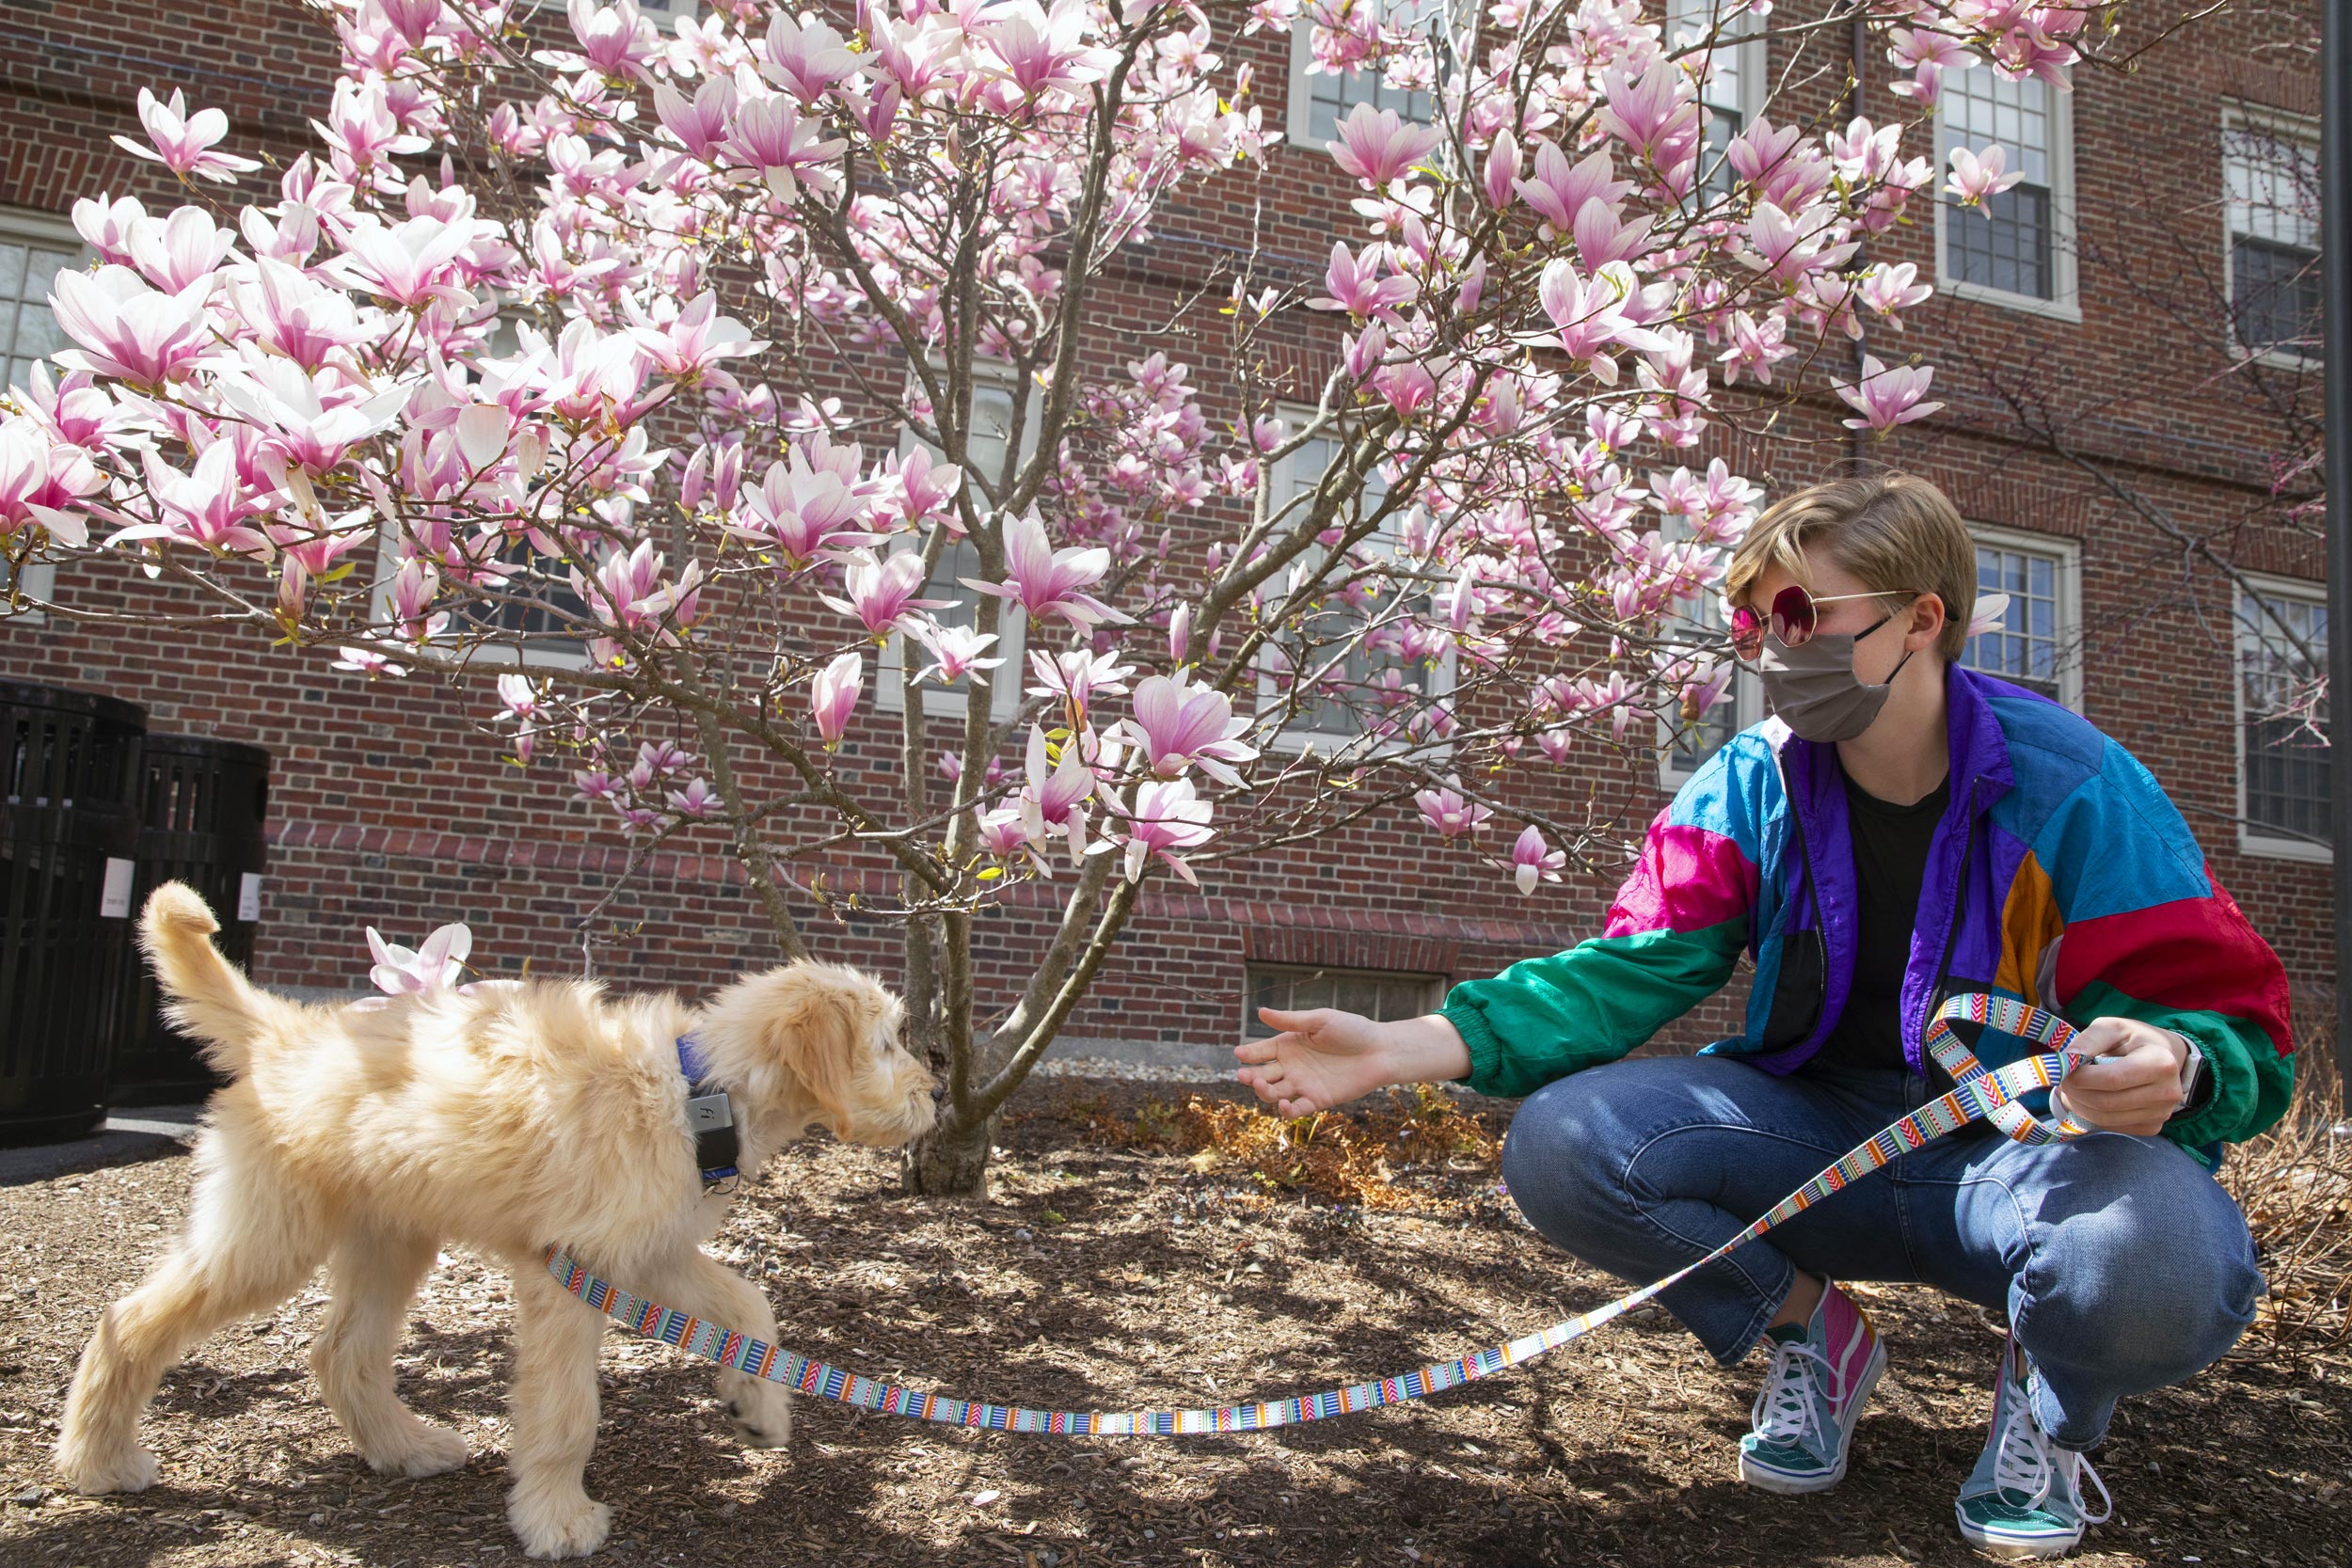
[1923,992,2093,1146]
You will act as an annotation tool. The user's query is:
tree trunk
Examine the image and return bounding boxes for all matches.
[900,1106,1001,1197]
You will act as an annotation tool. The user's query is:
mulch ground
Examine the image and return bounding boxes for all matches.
[2,1076,2345,1568]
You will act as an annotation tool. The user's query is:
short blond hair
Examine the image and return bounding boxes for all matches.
[1724,473,1976,660]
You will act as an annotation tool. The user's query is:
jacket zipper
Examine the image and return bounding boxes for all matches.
[1921,776,1981,1057]
[1773,747,1830,1032]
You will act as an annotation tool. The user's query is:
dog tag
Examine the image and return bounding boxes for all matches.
[685,1092,735,1132]
[100,858,135,918]
[237,873,263,923]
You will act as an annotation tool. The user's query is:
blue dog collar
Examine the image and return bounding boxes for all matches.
[675,1034,739,1188]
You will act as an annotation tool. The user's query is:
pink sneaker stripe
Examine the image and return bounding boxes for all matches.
[1819,1286,1875,1407]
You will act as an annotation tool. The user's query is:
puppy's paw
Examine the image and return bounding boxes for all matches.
[365,1419,469,1480]
[56,1442,159,1496]
[509,1488,612,1560]
[717,1369,792,1449]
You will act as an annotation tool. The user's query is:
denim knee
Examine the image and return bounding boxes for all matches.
[1500,1077,1629,1259]
[2018,1138,2263,1394]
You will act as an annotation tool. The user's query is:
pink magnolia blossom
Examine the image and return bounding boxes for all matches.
[821,549,955,641]
[1833,356,1943,433]
[47,266,212,386]
[1100,777,1216,885]
[622,290,767,381]
[1509,824,1565,895]
[1966,591,2012,638]
[964,508,1127,630]
[1120,673,1259,786]
[1945,145,2026,209]
[1414,782,1492,839]
[667,777,723,817]
[113,87,262,182]
[1327,103,1440,189]
[912,621,1006,686]
[1307,242,1417,320]
[1016,724,1095,867]
[0,420,102,547]
[1538,260,1668,385]
[1513,141,1632,239]
[810,651,863,748]
[332,645,408,678]
[365,921,471,995]
[726,93,847,202]
[759,14,859,103]
[1482,127,1519,210]
[1025,647,1136,712]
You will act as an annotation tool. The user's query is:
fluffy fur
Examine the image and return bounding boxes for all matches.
[56,882,936,1559]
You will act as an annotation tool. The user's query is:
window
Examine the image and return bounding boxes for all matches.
[2222,111,2319,364]
[879,372,1034,722]
[1287,0,1459,148]
[2236,578,2329,859]
[1243,963,1445,1039]
[0,210,79,394]
[1958,524,2080,708]
[1936,66,2076,316]
[368,526,592,669]
[1672,0,1763,202]
[1258,409,1451,752]
[1658,518,1758,785]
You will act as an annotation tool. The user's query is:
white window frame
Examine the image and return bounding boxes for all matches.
[1255,405,1455,759]
[1241,962,1446,1042]
[1932,65,2080,323]
[2219,102,2321,373]
[877,365,1039,725]
[1960,521,2083,711]
[2233,571,2330,863]
[1673,0,1765,149]
[0,203,87,394]
[633,0,697,17]
[1284,0,1468,150]
[366,524,594,671]
[1656,525,1758,789]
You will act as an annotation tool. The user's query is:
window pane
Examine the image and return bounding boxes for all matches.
[2224,127,2319,248]
[2232,237,2320,355]
[1960,542,2066,702]
[1303,0,1452,140]
[1242,966,1443,1037]
[1947,182,2054,298]
[2240,592,2330,842]
[0,244,26,306]
[1269,421,1423,740]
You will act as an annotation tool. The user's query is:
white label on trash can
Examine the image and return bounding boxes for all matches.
[100,857,135,918]
[238,872,263,923]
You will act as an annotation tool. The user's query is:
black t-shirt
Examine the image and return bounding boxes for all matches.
[1806,764,1951,1076]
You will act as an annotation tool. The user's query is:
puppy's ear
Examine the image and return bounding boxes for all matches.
[761,976,869,1119]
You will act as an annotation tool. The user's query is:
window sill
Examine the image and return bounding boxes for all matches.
[1938,277,2082,325]
[2236,831,2332,864]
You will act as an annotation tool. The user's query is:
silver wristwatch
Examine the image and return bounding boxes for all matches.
[2169,1031,2204,1113]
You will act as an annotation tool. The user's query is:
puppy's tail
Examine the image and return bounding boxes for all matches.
[139,882,271,1078]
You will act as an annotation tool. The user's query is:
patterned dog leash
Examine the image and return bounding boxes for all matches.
[546,993,2094,1435]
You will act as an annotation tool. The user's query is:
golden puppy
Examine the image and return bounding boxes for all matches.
[56,883,935,1559]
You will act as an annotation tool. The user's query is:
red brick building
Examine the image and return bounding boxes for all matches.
[0,1,2330,1071]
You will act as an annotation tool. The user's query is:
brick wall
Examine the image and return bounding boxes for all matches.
[1,0,2329,1067]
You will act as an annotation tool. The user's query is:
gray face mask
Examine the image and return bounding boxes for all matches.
[1756,632,1916,743]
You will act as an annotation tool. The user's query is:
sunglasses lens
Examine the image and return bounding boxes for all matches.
[1770,584,1817,648]
[1728,605,1763,657]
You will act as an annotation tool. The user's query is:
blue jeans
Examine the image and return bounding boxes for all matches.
[1501,1054,2264,1450]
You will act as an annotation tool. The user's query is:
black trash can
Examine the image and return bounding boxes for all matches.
[114,736,271,1107]
[0,680,147,1146]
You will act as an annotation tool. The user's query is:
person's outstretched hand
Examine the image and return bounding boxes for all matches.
[1233,1007,1472,1117]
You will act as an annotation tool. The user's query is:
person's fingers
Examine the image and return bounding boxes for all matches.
[1234,1037,1282,1065]
[2067,1050,2170,1094]
[1255,1006,1324,1035]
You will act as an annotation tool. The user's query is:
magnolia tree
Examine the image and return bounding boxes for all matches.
[0,0,2134,1193]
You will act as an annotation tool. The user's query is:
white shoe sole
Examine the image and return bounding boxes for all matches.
[1738,1335,1887,1496]
[1953,1507,2084,1560]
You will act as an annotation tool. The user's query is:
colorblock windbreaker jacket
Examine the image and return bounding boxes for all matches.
[1442,666,2296,1164]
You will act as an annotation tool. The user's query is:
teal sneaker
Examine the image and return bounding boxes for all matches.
[1955,1333,2113,1558]
[1738,1279,1886,1494]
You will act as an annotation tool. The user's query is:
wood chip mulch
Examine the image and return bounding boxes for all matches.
[2,1076,2346,1568]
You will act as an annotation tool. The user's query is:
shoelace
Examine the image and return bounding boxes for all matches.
[1989,1380,2114,1524]
[1749,1338,1832,1447]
